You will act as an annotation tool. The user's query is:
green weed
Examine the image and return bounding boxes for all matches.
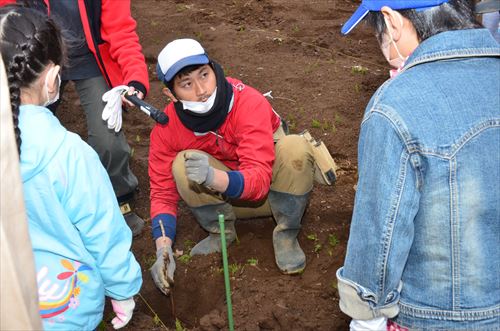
[247,258,258,266]
[314,243,322,253]
[142,254,156,269]
[307,233,318,241]
[153,314,162,327]
[328,234,339,248]
[175,318,187,331]
[97,320,106,331]
[311,119,322,129]
[178,254,191,264]
[351,65,368,74]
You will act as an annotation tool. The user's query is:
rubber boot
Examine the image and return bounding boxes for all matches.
[269,190,310,274]
[190,202,237,256]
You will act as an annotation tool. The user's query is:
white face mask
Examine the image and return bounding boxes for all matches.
[381,16,407,69]
[43,67,61,107]
[180,88,217,114]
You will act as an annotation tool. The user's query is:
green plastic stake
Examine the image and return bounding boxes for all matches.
[219,213,235,331]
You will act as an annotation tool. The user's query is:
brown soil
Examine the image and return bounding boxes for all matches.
[57,0,389,330]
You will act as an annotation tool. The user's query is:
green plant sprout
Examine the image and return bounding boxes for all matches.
[135,134,141,142]
[178,254,191,264]
[351,65,368,74]
[311,119,322,129]
[152,314,162,327]
[307,233,318,241]
[142,254,157,269]
[247,258,258,266]
[228,263,243,276]
[184,239,196,252]
[176,318,187,331]
[314,243,322,253]
[328,234,340,248]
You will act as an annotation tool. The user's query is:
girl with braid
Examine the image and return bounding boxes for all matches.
[0,6,142,330]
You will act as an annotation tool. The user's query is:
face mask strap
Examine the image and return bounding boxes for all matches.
[384,14,405,61]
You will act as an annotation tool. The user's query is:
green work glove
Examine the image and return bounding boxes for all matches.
[150,246,175,296]
[185,151,214,186]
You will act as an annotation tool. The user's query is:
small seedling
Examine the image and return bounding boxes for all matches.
[152,314,162,327]
[292,25,300,33]
[331,281,338,290]
[311,119,322,129]
[176,4,188,12]
[135,134,141,142]
[237,25,246,32]
[354,83,361,93]
[273,37,283,44]
[351,65,368,74]
[228,263,243,276]
[194,31,203,40]
[328,234,339,248]
[175,318,187,331]
[307,233,318,241]
[142,254,157,269]
[178,254,191,264]
[334,113,344,125]
[314,243,322,253]
[184,239,196,252]
[247,258,258,266]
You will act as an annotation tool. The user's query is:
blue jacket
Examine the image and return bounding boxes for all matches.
[337,29,500,330]
[19,105,142,330]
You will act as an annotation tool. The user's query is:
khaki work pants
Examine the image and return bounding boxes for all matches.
[172,130,316,220]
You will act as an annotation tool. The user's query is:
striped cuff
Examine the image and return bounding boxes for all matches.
[223,171,244,198]
[151,214,176,241]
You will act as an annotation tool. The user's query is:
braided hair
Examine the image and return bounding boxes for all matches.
[0,5,64,157]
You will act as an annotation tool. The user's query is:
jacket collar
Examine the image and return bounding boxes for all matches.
[403,29,500,72]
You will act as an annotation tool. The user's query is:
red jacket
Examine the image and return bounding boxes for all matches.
[149,78,281,219]
[0,0,149,94]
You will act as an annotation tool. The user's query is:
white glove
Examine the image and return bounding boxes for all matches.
[111,297,135,329]
[102,85,129,132]
[350,317,387,331]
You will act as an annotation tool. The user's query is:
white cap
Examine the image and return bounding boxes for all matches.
[156,38,209,83]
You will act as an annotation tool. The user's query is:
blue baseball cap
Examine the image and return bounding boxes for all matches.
[156,38,209,84]
[341,0,450,35]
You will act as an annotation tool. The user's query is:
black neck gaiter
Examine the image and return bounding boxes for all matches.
[174,61,233,133]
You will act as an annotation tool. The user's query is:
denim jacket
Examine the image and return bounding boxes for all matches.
[337,29,500,330]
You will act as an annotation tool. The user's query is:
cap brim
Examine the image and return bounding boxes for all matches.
[164,54,210,82]
[475,0,500,14]
[341,4,370,35]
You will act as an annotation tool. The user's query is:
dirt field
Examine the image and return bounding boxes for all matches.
[58,0,389,329]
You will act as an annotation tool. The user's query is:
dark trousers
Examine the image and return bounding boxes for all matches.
[54,76,138,198]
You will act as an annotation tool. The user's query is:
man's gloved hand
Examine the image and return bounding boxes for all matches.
[111,297,135,329]
[102,85,129,132]
[150,246,175,296]
[185,151,215,186]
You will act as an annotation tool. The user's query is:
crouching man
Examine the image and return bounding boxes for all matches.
[148,38,336,295]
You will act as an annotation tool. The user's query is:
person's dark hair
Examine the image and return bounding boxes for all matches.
[366,0,481,43]
[0,5,64,157]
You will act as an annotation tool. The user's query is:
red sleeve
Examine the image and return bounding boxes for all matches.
[233,92,275,201]
[99,0,149,92]
[149,122,180,219]
[0,0,16,5]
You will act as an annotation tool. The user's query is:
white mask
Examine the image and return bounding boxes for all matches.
[381,16,407,69]
[43,67,61,107]
[180,88,217,114]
